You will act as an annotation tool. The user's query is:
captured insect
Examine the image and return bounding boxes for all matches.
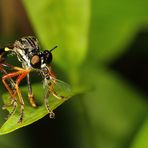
[0,36,72,123]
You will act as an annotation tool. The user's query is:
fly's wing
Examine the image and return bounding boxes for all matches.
[43,77,72,100]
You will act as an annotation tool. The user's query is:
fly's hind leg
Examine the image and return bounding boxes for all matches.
[2,71,18,119]
[15,83,24,123]
[3,100,18,120]
[0,63,18,117]
[2,65,30,122]
[15,70,30,123]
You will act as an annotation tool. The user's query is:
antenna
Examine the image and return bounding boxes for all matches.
[49,45,58,52]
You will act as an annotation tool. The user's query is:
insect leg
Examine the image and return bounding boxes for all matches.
[15,70,30,123]
[4,100,18,120]
[2,67,30,122]
[44,89,55,118]
[49,81,66,100]
[2,66,27,98]
[1,62,18,93]
[0,63,19,118]
[47,69,67,100]
[2,72,19,99]
[26,74,37,107]
[2,71,21,118]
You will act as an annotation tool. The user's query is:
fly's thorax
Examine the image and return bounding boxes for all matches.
[11,36,41,68]
[13,36,40,60]
[12,47,30,67]
[14,36,39,52]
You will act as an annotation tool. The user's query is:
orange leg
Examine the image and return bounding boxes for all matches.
[2,67,30,122]
[2,68,27,98]
[15,70,30,123]
[2,72,18,98]
[2,71,20,118]
[0,64,18,118]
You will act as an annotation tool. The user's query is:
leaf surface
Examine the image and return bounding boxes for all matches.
[0,83,73,135]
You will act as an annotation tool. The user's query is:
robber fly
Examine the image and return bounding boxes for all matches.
[0,36,72,123]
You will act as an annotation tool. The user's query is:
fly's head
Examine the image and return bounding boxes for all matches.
[30,50,52,69]
[30,46,57,79]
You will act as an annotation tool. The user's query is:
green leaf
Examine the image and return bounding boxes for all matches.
[90,0,148,63]
[23,0,90,70]
[68,67,148,148]
[0,83,73,135]
[130,118,148,148]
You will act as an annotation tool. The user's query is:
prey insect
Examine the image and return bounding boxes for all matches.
[0,36,71,123]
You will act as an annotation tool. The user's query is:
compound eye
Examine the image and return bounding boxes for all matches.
[43,50,52,64]
[30,55,41,68]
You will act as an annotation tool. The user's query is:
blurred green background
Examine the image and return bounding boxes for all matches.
[0,0,148,148]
